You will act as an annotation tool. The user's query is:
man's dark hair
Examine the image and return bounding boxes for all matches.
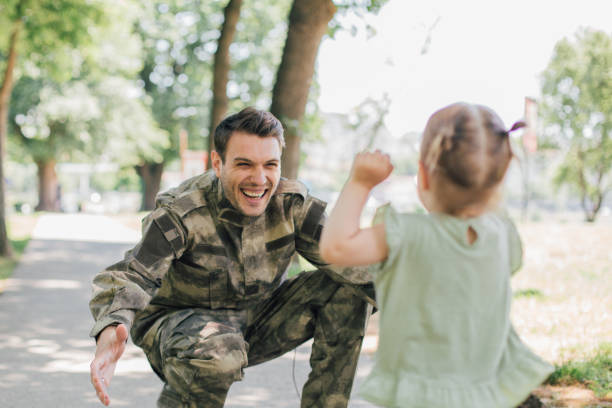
[213,107,285,161]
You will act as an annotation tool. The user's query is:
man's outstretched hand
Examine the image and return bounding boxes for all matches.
[90,324,128,406]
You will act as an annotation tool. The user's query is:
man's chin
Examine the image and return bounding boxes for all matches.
[237,201,268,217]
[241,208,266,217]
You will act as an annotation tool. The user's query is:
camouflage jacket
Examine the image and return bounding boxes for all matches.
[89,171,372,339]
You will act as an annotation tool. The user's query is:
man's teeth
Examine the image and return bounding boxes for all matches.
[242,190,265,198]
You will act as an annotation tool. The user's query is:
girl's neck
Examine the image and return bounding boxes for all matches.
[426,200,491,219]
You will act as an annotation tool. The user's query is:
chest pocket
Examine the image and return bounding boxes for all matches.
[172,244,231,309]
[265,234,295,286]
[265,233,295,263]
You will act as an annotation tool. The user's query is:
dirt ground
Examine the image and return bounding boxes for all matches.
[512,221,612,363]
[510,220,612,407]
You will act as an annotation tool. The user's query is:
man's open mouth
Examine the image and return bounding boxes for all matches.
[241,189,267,199]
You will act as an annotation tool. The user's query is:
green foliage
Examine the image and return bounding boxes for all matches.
[10,77,104,162]
[134,0,219,153]
[540,28,612,221]
[93,76,169,165]
[90,167,140,192]
[0,0,107,82]
[230,0,291,110]
[7,0,169,177]
[329,0,390,39]
[286,259,301,278]
[9,75,168,165]
[134,0,291,157]
[546,342,612,397]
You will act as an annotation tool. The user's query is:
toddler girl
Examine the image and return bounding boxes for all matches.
[320,102,553,407]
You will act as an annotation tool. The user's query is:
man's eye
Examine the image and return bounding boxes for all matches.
[237,163,249,167]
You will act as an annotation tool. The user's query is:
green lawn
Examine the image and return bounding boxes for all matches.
[546,342,612,398]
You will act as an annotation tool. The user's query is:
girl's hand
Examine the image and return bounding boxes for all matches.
[350,150,394,189]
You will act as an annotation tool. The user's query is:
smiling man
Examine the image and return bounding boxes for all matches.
[89,107,375,408]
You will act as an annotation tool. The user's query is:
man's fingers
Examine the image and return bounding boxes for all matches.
[91,325,126,406]
[91,367,110,405]
[97,380,110,406]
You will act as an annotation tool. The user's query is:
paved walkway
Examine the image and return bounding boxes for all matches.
[0,213,376,407]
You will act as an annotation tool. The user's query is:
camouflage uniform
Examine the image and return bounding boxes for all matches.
[90,170,375,408]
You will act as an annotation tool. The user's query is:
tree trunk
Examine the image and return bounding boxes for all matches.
[35,159,60,212]
[208,0,243,163]
[582,190,603,223]
[270,0,336,179]
[136,162,164,211]
[0,18,23,257]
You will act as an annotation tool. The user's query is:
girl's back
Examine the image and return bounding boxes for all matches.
[364,207,551,407]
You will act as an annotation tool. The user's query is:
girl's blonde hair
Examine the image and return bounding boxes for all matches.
[419,102,524,216]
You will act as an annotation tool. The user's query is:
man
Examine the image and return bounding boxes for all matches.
[89,107,375,407]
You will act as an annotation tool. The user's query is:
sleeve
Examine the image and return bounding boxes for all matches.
[88,207,187,338]
[292,194,373,285]
[371,203,403,275]
[502,214,523,275]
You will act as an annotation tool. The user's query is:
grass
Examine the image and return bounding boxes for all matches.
[511,220,612,364]
[0,238,30,280]
[287,255,318,278]
[546,342,612,398]
[0,213,39,282]
[513,288,545,300]
[493,219,612,406]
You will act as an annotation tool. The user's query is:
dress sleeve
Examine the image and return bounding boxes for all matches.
[494,211,523,275]
[89,207,187,338]
[372,203,403,274]
[505,216,523,275]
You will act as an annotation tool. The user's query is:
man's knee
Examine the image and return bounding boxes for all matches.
[161,321,248,398]
[321,283,372,342]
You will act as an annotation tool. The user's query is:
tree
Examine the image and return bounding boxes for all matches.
[348,94,391,151]
[540,28,612,222]
[9,76,169,211]
[94,77,170,207]
[270,0,337,179]
[10,79,103,211]
[135,0,290,209]
[6,1,167,213]
[208,0,243,155]
[0,0,104,255]
[270,0,389,178]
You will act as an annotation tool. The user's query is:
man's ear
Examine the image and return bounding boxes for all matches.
[211,150,223,177]
[418,161,430,191]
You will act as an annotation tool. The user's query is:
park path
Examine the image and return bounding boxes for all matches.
[0,213,375,407]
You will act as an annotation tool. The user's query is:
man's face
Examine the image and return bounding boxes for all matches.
[212,131,282,217]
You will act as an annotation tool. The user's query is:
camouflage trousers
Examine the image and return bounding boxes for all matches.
[140,269,374,408]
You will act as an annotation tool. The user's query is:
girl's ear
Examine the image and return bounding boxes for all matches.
[418,161,430,191]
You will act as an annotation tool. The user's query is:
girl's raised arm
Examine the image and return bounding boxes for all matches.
[319,151,393,267]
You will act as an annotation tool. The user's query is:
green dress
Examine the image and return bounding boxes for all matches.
[360,205,553,408]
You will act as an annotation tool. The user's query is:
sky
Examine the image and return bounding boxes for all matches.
[317,0,612,137]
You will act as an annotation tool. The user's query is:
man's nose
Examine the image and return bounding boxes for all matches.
[250,167,266,184]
